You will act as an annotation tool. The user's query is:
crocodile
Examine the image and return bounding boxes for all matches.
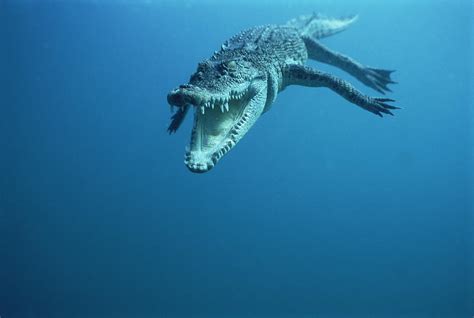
[167,13,398,173]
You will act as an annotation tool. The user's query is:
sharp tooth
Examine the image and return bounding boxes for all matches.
[201,106,205,114]
[211,103,215,109]
[220,104,225,112]
[224,102,229,112]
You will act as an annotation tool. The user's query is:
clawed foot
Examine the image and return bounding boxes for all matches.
[359,67,397,94]
[363,97,400,117]
[167,105,190,134]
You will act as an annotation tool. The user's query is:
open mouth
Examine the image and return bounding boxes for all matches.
[184,85,254,173]
[167,76,267,174]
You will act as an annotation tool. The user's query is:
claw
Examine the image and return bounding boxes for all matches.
[365,96,400,118]
[380,108,394,116]
[381,103,401,110]
[374,98,396,103]
[167,105,190,134]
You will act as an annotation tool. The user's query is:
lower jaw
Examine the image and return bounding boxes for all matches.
[186,128,239,174]
[185,159,215,173]
[187,165,212,173]
[184,148,216,173]
[185,94,256,173]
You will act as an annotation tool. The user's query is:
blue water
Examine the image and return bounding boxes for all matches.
[1,0,473,317]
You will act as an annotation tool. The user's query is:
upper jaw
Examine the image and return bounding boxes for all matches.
[167,83,249,111]
[167,84,203,107]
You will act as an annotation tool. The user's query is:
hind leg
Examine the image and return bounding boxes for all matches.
[303,37,396,94]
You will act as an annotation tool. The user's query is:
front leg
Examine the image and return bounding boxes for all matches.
[283,64,399,117]
[167,105,190,134]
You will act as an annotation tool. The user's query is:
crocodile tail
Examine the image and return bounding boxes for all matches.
[286,13,358,39]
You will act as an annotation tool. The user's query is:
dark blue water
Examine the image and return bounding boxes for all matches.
[2,1,473,317]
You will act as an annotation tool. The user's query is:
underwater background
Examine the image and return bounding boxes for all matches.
[1,0,473,317]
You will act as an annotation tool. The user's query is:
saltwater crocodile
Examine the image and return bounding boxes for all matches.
[167,13,398,173]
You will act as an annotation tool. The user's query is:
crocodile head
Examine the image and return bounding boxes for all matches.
[167,58,267,173]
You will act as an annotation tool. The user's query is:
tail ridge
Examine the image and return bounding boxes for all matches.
[286,13,358,39]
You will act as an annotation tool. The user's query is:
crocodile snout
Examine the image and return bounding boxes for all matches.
[167,89,187,107]
[167,85,203,107]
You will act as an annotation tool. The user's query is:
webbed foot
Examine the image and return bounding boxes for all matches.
[358,67,397,95]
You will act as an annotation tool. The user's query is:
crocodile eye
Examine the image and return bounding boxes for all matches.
[220,60,237,77]
[221,60,237,72]
[226,60,237,70]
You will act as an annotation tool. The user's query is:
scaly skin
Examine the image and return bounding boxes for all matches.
[167,13,398,173]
